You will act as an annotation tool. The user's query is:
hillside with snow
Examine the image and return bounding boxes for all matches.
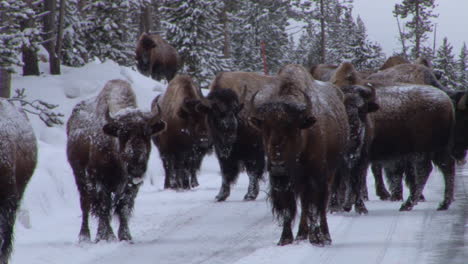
[9,61,467,264]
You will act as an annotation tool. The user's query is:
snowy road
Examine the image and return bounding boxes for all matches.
[11,154,468,264]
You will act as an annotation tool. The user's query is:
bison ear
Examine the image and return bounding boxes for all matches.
[300,115,316,129]
[249,116,263,131]
[367,102,380,113]
[103,123,120,137]
[150,120,167,135]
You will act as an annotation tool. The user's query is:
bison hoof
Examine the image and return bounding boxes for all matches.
[390,194,403,201]
[355,204,368,215]
[277,236,294,246]
[399,201,414,211]
[118,232,132,241]
[309,227,326,246]
[343,204,352,212]
[418,194,426,202]
[78,233,91,243]
[191,181,199,188]
[295,231,308,241]
[96,231,116,243]
[215,193,228,202]
[437,201,451,211]
[243,193,258,201]
[377,189,391,201]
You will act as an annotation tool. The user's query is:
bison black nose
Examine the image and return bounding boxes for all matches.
[199,137,212,148]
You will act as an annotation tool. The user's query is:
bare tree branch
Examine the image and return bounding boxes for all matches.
[8,88,64,127]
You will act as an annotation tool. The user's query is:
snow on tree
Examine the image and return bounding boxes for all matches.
[80,0,148,66]
[60,0,88,67]
[161,0,231,87]
[457,42,468,91]
[230,0,290,74]
[343,15,385,71]
[433,37,458,90]
[0,0,28,73]
[394,0,438,60]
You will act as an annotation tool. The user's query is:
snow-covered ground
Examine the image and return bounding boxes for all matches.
[9,61,467,264]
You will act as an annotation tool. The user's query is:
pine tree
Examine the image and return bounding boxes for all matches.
[61,0,88,67]
[343,15,385,71]
[433,37,458,89]
[394,0,438,59]
[81,0,147,66]
[162,0,232,87]
[457,43,468,91]
[230,0,290,74]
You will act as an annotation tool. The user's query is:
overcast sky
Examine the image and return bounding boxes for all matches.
[353,0,468,56]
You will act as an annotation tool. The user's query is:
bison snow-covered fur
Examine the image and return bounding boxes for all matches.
[67,79,166,243]
[200,72,280,202]
[367,61,467,202]
[152,75,211,190]
[0,99,37,264]
[327,62,379,214]
[250,64,349,246]
[135,33,180,82]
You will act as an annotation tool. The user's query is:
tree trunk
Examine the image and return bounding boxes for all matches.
[21,0,40,76]
[44,0,60,74]
[0,67,11,98]
[222,3,231,58]
[415,1,420,58]
[55,0,66,69]
[319,0,326,63]
[152,0,162,32]
[139,4,152,36]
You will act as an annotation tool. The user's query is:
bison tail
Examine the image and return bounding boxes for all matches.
[0,196,19,263]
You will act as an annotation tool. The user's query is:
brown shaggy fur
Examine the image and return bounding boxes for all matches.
[0,99,37,264]
[152,75,210,190]
[67,79,166,243]
[135,33,180,82]
[251,64,349,246]
[379,55,410,70]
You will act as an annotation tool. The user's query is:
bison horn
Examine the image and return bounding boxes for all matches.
[240,85,248,103]
[105,106,116,122]
[458,93,468,110]
[249,90,260,116]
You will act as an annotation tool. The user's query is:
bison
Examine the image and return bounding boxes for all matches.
[0,99,37,264]
[340,65,457,211]
[250,64,349,246]
[326,62,380,214]
[367,61,468,202]
[152,75,211,190]
[67,79,166,242]
[198,72,280,202]
[135,33,180,82]
[378,55,410,70]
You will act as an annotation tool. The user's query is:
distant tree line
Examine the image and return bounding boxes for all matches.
[0,0,466,91]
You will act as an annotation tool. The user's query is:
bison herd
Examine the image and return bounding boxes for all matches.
[0,34,467,264]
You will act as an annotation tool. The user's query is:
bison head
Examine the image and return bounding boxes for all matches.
[135,33,156,76]
[198,88,244,158]
[249,90,316,178]
[103,108,166,181]
[450,91,468,162]
[178,98,212,149]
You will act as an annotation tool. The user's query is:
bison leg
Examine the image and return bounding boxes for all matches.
[400,155,432,211]
[161,155,176,189]
[371,163,391,200]
[116,184,140,241]
[278,217,294,246]
[308,204,328,246]
[329,167,345,213]
[383,160,405,201]
[296,196,309,241]
[215,157,239,202]
[95,189,116,242]
[403,158,427,202]
[432,151,455,210]
[0,191,19,264]
[71,166,91,242]
[243,154,264,201]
